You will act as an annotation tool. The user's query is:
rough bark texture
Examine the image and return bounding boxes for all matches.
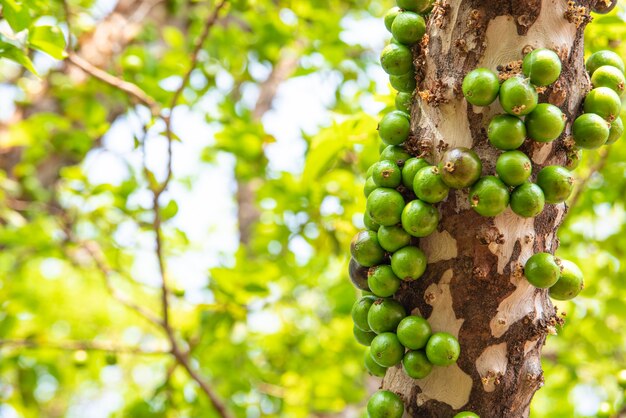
[382,1,593,416]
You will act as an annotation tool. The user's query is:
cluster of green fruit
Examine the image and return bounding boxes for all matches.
[366,390,478,418]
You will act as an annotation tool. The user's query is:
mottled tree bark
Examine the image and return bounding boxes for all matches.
[382,1,594,416]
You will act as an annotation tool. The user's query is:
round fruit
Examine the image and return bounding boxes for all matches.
[368,265,402,298]
[440,147,483,189]
[487,114,526,150]
[379,111,410,146]
[365,349,388,377]
[372,160,402,188]
[380,145,412,166]
[367,390,404,418]
[607,116,624,145]
[364,176,377,197]
[367,188,405,226]
[384,7,402,32]
[591,65,626,96]
[370,333,405,367]
[454,413,480,418]
[469,176,510,217]
[391,246,428,280]
[392,12,426,45]
[354,325,377,346]
[425,332,460,366]
[401,200,440,237]
[351,230,386,267]
[352,295,376,331]
[397,0,434,13]
[349,258,370,291]
[402,350,433,379]
[510,183,545,218]
[397,315,432,350]
[522,48,562,86]
[364,211,381,231]
[378,225,412,253]
[524,252,561,288]
[496,151,532,187]
[586,50,625,75]
[536,165,574,204]
[583,87,621,121]
[402,157,430,188]
[525,103,565,142]
[413,166,450,203]
[565,148,582,171]
[572,113,610,149]
[390,72,417,93]
[549,259,583,300]
[462,68,500,106]
[499,76,538,116]
[380,43,413,76]
[368,298,406,333]
[396,91,412,113]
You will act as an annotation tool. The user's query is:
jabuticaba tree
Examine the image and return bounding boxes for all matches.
[350,0,623,417]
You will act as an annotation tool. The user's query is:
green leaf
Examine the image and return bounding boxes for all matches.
[0,41,37,74]
[0,0,31,32]
[160,199,179,221]
[28,25,67,60]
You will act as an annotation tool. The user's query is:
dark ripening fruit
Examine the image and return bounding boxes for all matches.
[380,43,413,76]
[370,333,405,367]
[496,151,532,187]
[391,245,427,280]
[396,92,413,113]
[397,315,432,350]
[350,230,386,267]
[487,114,526,150]
[499,76,538,116]
[364,349,388,377]
[379,111,410,146]
[462,68,500,106]
[353,325,377,346]
[572,113,610,149]
[586,50,626,75]
[425,332,460,366]
[390,71,417,93]
[565,148,582,170]
[522,48,562,86]
[368,298,406,333]
[440,147,483,189]
[384,7,402,32]
[536,165,574,204]
[401,157,430,188]
[368,265,401,298]
[352,295,376,331]
[607,116,624,145]
[364,176,377,197]
[367,390,404,418]
[363,211,380,232]
[402,350,433,379]
[413,166,450,203]
[349,258,370,291]
[367,188,405,226]
[397,0,434,13]
[549,259,584,300]
[401,200,440,237]
[469,176,510,217]
[378,225,412,253]
[583,87,622,122]
[454,413,480,418]
[380,145,412,166]
[510,183,545,218]
[591,65,626,96]
[372,160,402,188]
[525,103,565,143]
[391,11,426,45]
[524,252,561,288]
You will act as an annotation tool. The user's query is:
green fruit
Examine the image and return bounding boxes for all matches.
[396,92,412,113]
[607,116,624,145]
[397,315,432,350]
[499,76,538,116]
[487,114,526,150]
[413,166,450,203]
[549,259,583,300]
[367,188,405,226]
[370,333,406,368]
[402,350,433,379]
[365,349,388,377]
[368,298,406,333]
[469,176,510,217]
[572,113,610,149]
[565,148,582,170]
[454,413,480,418]
[586,50,625,75]
[378,225,412,253]
[525,103,565,142]
[367,390,404,418]
[380,145,412,166]
[510,183,545,218]
[351,230,386,267]
[354,325,377,346]
[536,165,574,204]
[368,265,401,298]
[584,87,622,121]
[384,7,402,32]
[591,65,626,96]
[391,12,426,45]
[522,48,562,86]
[349,258,370,291]
[364,211,381,231]
[372,160,403,188]
[105,352,118,365]
[391,245,428,280]
[380,43,413,76]
[401,157,430,188]
[390,72,417,93]
[425,332,460,366]
[379,111,411,146]
[367,164,377,178]
[352,295,376,331]
[401,200,440,237]
[397,0,434,13]
[364,176,378,197]
[462,68,500,106]
[524,252,560,288]
[440,147,483,189]
[496,151,532,186]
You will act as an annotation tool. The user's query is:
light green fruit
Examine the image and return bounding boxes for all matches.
[549,259,584,301]
[591,65,626,96]
[522,48,562,86]
[525,103,565,143]
[499,76,538,116]
[586,50,625,75]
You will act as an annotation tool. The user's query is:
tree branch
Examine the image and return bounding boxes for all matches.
[0,338,168,355]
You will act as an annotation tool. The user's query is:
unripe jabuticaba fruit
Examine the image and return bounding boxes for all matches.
[379,111,410,146]
[591,65,626,96]
[584,87,622,122]
[454,413,480,418]
[524,252,561,288]
[395,91,412,113]
[487,114,526,150]
[378,225,411,253]
[401,199,440,237]
[565,148,582,171]
[353,325,377,346]
[372,160,402,188]
[397,315,432,349]
[510,183,545,218]
[425,332,461,366]
[380,145,412,166]
[440,147,483,189]
[607,116,624,145]
[525,103,566,143]
[536,165,574,204]
[402,350,433,379]
[499,76,538,116]
[469,176,510,217]
[462,68,500,106]
[396,0,434,13]
[367,188,405,226]
[384,7,402,32]
[390,71,417,93]
[352,295,376,331]
[351,230,386,267]
[401,157,430,188]
[496,150,532,187]
[364,211,380,231]
[364,349,388,377]
[367,390,404,418]
[586,50,626,75]
[368,265,401,297]
[572,113,610,149]
[364,176,377,197]
[368,298,406,333]
[391,11,426,45]
[380,43,413,76]
[370,333,405,368]
[349,258,370,291]
[549,259,584,301]
[391,245,427,280]
[522,47,562,86]
[413,166,450,203]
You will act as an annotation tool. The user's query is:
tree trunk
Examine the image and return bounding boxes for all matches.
[382,1,592,416]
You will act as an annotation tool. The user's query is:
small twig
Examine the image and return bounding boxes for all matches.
[568,147,610,210]
[0,338,168,355]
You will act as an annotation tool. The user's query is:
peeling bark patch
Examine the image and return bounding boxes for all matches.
[492,209,535,274]
[490,277,540,338]
[476,343,508,392]
[422,230,458,263]
[425,269,464,336]
[415,364,473,409]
